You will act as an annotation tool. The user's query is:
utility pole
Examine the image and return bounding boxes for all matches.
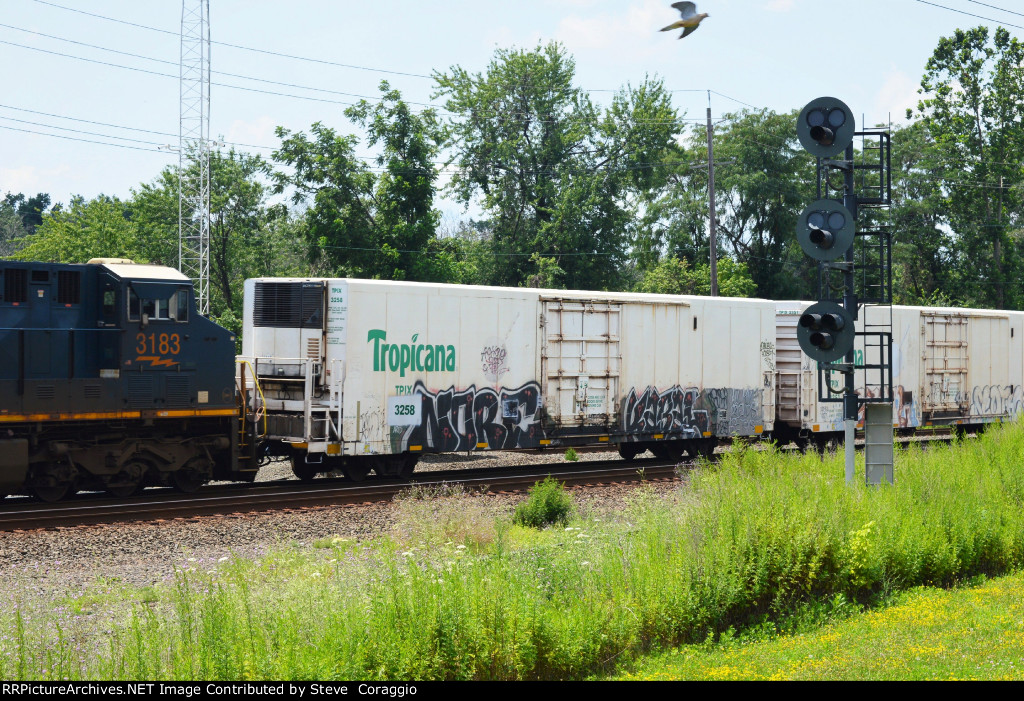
[179,0,211,316]
[706,105,718,296]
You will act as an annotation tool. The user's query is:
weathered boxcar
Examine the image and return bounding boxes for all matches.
[774,301,1024,447]
[241,278,778,480]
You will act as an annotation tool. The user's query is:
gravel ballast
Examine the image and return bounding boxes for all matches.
[0,449,684,599]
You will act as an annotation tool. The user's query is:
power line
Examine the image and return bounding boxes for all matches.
[31,0,433,79]
[912,0,1024,30]
[26,0,764,106]
[966,1,1024,19]
[0,37,716,127]
[0,123,167,153]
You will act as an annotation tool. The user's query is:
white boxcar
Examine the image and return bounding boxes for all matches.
[774,301,1024,446]
[241,279,777,477]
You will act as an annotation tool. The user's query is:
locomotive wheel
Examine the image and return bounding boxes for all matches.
[32,462,78,503]
[290,457,319,482]
[106,461,146,498]
[172,458,213,494]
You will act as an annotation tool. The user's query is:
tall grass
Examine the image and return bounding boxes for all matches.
[4,424,1024,680]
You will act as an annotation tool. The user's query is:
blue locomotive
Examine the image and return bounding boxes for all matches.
[0,259,257,501]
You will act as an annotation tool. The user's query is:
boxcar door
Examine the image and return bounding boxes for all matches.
[541,298,621,429]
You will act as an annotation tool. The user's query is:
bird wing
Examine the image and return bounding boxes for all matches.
[679,23,700,39]
[672,1,697,19]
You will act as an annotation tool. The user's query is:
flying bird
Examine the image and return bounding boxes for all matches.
[660,2,709,40]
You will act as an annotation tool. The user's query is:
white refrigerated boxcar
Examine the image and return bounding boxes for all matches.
[240,278,777,479]
[774,301,1024,448]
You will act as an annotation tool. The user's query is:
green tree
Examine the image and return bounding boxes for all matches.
[912,26,1024,309]
[13,195,137,263]
[274,82,461,283]
[434,43,679,291]
[641,109,815,300]
[636,256,756,297]
[131,148,298,324]
[888,120,957,305]
[3,192,51,234]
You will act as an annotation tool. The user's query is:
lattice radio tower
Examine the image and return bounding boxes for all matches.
[179,0,211,315]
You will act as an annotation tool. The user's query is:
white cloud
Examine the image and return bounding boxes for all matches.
[872,67,921,124]
[223,116,278,150]
[553,0,667,57]
[0,164,71,196]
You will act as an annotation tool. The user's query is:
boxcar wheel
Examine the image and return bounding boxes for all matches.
[291,457,319,482]
[343,460,372,482]
[651,443,683,461]
[618,443,641,461]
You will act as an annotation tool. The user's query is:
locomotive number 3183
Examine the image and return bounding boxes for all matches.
[136,332,181,355]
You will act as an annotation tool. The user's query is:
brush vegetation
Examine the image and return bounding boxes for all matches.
[4,424,1024,680]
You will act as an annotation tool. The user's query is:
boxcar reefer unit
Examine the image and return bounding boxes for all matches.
[0,259,256,501]
[241,278,778,480]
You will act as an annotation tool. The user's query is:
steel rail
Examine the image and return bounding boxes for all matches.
[0,458,681,531]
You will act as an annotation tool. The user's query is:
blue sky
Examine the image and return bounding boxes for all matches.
[1,0,1021,220]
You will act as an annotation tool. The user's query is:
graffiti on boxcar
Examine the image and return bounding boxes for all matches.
[760,341,775,372]
[968,384,1024,418]
[622,386,710,439]
[397,381,544,452]
[702,388,762,436]
[622,385,764,438]
[480,343,509,383]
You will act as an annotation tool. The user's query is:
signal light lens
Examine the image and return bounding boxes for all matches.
[809,125,835,146]
[828,211,846,229]
[806,109,826,128]
[809,331,835,350]
[800,313,822,329]
[821,313,845,331]
[808,228,834,248]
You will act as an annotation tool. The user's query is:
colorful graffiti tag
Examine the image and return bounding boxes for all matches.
[397,381,544,451]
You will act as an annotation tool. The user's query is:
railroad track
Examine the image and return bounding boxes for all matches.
[0,431,963,531]
[0,457,682,531]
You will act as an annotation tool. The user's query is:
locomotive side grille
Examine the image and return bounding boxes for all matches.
[36,385,55,400]
[84,384,101,399]
[127,375,154,407]
[56,271,81,305]
[253,282,324,329]
[3,268,27,303]
[166,376,192,406]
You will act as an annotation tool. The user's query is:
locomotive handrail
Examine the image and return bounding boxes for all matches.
[236,359,267,437]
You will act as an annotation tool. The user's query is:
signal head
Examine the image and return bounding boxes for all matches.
[797,97,855,158]
[797,301,855,363]
[797,199,855,261]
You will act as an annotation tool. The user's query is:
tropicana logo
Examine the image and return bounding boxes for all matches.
[367,330,456,376]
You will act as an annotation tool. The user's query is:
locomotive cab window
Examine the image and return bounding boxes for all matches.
[128,288,190,322]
